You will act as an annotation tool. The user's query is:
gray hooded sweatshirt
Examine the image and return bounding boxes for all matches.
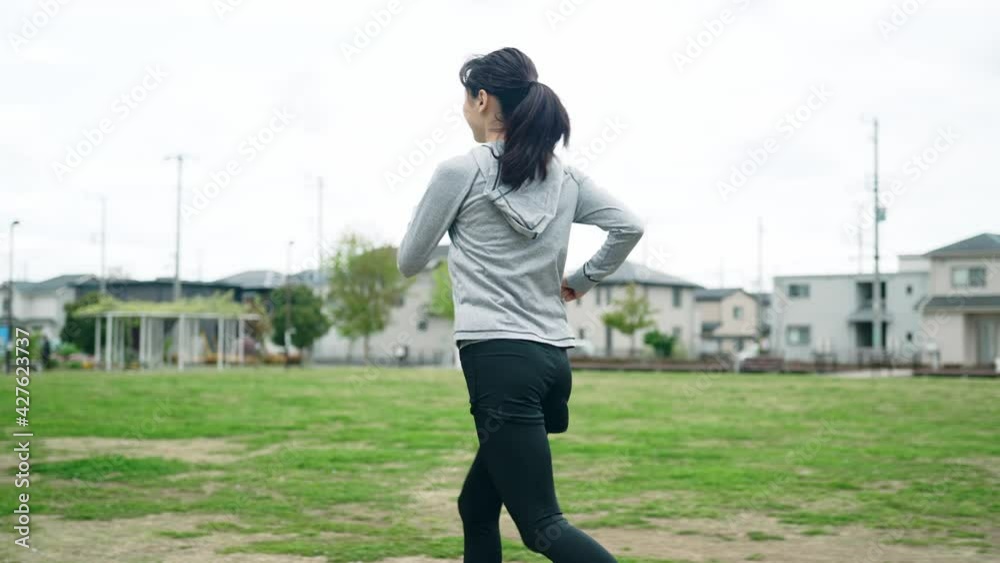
[398,140,644,348]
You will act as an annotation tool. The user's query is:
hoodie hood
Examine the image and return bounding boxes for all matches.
[471,140,565,239]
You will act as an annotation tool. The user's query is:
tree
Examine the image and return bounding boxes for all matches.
[245,295,273,362]
[427,261,454,319]
[60,292,103,354]
[326,234,412,361]
[270,285,331,355]
[601,283,657,357]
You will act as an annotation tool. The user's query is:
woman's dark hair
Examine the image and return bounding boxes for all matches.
[459,47,571,189]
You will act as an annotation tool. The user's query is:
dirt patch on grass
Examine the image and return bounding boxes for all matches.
[0,513,326,563]
[40,436,332,467]
[42,437,248,465]
[585,514,993,563]
[405,476,994,563]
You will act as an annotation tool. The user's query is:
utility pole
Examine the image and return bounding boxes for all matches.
[756,217,764,345]
[285,240,294,368]
[856,203,865,275]
[99,196,108,294]
[164,154,187,301]
[871,118,884,363]
[6,220,20,375]
[316,177,324,285]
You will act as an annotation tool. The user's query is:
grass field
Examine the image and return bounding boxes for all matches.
[1,367,997,563]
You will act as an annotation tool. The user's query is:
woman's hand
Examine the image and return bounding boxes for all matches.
[561,278,580,302]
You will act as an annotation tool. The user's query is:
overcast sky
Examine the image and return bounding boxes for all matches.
[2,0,996,290]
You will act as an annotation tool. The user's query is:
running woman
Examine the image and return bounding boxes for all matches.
[398,47,643,563]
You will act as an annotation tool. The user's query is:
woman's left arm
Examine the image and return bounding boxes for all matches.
[397,158,473,277]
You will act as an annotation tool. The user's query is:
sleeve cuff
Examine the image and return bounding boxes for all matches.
[565,266,598,296]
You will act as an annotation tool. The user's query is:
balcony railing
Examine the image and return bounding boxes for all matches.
[857,298,888,311]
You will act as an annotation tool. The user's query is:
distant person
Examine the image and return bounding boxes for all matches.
[398,47,642,563]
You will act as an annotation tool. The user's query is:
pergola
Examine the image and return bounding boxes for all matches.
[76,293,261,371]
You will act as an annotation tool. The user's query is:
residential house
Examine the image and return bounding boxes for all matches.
[0,274,95,342]
[920,233,1000,368]
[565,261,701,357]
[308,246,455,365]
[695,288,761,354]
[771,259,929,363]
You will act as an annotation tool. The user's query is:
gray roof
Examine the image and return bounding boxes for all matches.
[215,270,320,289]
[7,274,95,294]
[695,288,742,302]
[924,295,1000,310]
[215,270,286,288]
[602,262,701,288]
[925,233,1000,257]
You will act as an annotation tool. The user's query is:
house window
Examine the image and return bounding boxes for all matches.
[417,317,428,331]
[578,328,586,339]
[672,326,682,339]
[905,284,913,296]
[786,325,811,346]
[733,306,743,320]
[951,267,987,288]
[596,287,602,306]
[788,283,810,298]
[672,287,682,308]
[906,332,913,342]
[605,286,613,303]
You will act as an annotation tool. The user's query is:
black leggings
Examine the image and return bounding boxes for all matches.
[457,339,617,563]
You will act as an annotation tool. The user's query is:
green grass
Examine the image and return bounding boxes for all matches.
[3,367,998,561]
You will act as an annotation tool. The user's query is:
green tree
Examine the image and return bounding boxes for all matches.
[601,283,657,357]
[270,285,332,355]
[326,234,412,361]
[427,261,454,319]
[60,292,103,354]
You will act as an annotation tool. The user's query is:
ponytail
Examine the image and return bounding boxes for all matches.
[459,48,571,189]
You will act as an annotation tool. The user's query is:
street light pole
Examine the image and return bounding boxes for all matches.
[285,240,294,368]
[316,177,324,285]
[6,220,20,374]
[99,196,108,294]
[164,154,186,301]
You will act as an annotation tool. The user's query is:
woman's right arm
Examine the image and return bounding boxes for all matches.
[562,167,645,297]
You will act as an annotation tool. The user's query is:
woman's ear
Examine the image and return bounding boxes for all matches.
[476,89,489,112]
